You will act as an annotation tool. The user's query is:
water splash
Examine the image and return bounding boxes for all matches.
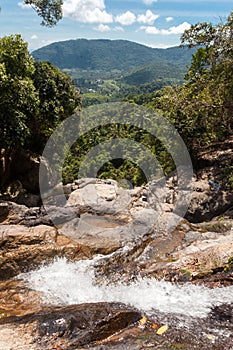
[19,257,233,319]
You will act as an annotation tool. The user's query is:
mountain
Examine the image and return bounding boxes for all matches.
[32,39,196,72]
[120,61,186,86]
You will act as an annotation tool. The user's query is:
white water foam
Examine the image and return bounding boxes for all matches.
[19,257,233,319]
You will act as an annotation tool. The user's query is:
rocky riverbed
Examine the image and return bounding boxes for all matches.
[0,174,233,349]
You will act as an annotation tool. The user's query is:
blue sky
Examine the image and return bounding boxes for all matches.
[0,0,232,51]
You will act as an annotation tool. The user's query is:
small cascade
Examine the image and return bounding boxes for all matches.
[19,257,233,319]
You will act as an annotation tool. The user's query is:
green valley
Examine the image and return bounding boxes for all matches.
[32,39,195,106]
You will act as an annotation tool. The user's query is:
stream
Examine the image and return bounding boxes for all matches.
[19,256,233,319]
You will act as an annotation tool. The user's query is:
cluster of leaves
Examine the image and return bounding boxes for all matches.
[30,61,81,152]
[24,0,63,27]
[0,34,81,186]
[0,35,38,149]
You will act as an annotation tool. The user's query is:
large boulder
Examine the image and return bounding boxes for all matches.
[56,178,185,255]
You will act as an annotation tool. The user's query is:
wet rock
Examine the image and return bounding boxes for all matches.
[0,303,141,349]
[0,223,57,248]
[0,279,44,317]
[167,227,233,280]
[210,303,233,322]
[0,224,92,280]
[92,215,233,285]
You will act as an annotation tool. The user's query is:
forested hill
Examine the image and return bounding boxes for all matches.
[32,39,196,71]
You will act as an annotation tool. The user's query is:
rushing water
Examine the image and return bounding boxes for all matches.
[19,257,233,319]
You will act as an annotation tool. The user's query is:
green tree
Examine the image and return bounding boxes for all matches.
[0,35,81,188]
[30,61,81,152]
[0,34,39,185]
[181,11,233,135]
[24,0,63,27]
[148,12,233,154]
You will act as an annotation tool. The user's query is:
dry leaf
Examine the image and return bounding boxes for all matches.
[156,324,168,335]
[138,316,147,327]
[152,323,158,329]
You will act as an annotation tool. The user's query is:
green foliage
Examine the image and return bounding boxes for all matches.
[30,61,81,152]
[24,0,63,27]
[62,122,175,187]
[0,35,39,149]
[222,164,233,190]
[0,34,35,77]
[0,35,81,188]
[223,257,233,272]
[147,12,233,154]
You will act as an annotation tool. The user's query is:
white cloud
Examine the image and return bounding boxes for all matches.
[18,2,31,9]
[114,26,125,32]
[30,35,38,40]
[163,21,191,34]
[141,21,191,35]
[143,26,160,34]
[115,11,136,26]
[41,39,57,46]
[62,0,113,23]
[166,16,174,22]
[142,0,158,5]
[137,10,159,25]
[94,24,111,32]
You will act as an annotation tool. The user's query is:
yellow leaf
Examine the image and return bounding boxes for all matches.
[205,334,215,341]
[156,324,168,335]
[138,316,147,327]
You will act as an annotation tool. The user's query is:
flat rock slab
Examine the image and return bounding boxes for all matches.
[0,302,141,349]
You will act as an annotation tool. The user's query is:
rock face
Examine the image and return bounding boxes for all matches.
[0,303,141,350]
[0,201,51,226]
[185,181,233,222]
[0,173,233,350]
[93,217,233,285]
[54,179,185,254]
[1,177,233,281]
[0,223,92,280]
